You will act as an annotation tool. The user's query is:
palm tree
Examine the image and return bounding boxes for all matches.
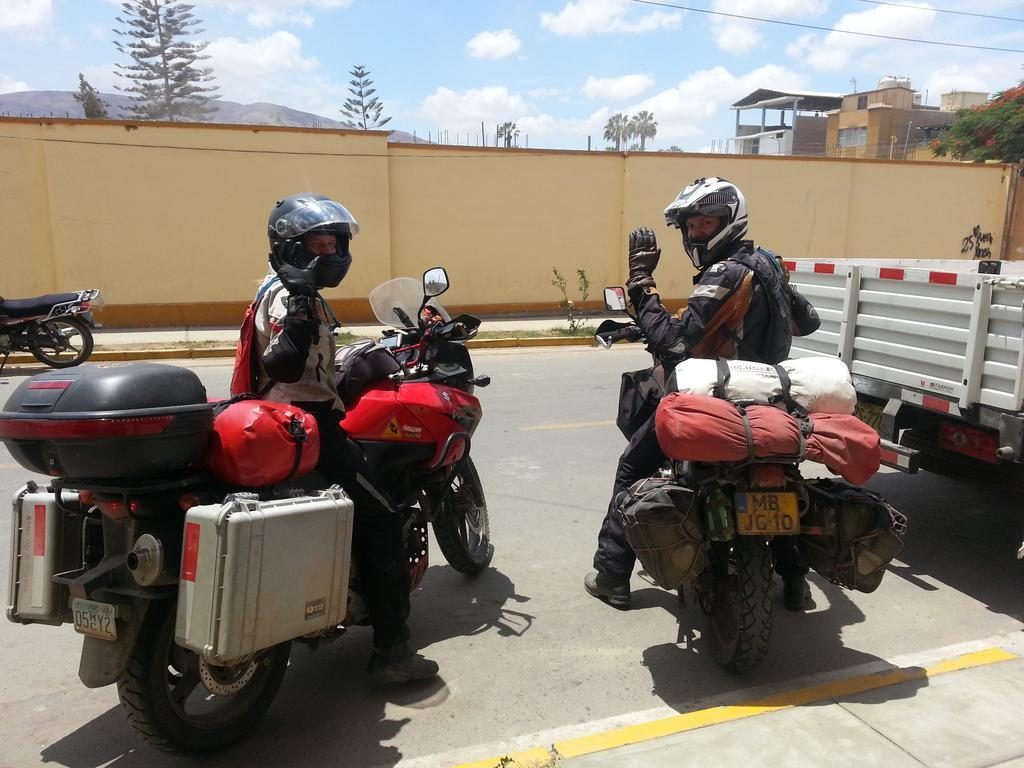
[603,113,631,151]
[497,121,519,148]
[629,110,658,151]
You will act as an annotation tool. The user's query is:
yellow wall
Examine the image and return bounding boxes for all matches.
[0,117,1014,325]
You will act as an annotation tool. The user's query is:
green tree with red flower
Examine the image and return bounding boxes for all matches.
[932,82,1024,163]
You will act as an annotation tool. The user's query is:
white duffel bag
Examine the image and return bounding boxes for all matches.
[669,356,856,414]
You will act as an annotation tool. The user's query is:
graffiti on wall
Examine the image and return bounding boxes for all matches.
[961,225,994,260]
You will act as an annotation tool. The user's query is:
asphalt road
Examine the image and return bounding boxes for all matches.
[1,348,1022,768]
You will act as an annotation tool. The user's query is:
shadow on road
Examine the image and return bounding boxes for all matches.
[867,469,1024,623]
[38,565,531,768]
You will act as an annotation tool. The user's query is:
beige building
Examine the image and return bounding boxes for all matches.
[825,77,989,160]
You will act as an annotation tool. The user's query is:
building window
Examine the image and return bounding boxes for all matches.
[857,94,868,109]
[838,126,867,148]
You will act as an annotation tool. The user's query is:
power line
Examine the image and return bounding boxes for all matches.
[853,0,1024,24]
[628,0,1024,53]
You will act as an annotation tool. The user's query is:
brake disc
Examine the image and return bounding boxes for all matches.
[199,656,258,695]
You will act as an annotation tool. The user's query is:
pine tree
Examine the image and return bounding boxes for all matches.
[73,74,110,119]
[339,65,392,130]
[113,0,219,122]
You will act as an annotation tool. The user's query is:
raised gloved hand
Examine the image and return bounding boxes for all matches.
[626,226,660,292]
[269,240,317,297]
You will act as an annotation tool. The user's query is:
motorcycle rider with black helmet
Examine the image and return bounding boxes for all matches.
[584,177,821,612]
[254,192,439,682]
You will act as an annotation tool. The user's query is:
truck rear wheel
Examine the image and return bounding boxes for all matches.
[117,602,290,753]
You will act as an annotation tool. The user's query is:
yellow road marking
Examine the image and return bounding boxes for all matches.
[455,647,1018,768]
[519,420,616,432]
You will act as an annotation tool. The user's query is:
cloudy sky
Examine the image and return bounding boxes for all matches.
[0,0,1021,151]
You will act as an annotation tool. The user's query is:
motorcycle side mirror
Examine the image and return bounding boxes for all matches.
[604,286,628,313]
[423,267,449,298]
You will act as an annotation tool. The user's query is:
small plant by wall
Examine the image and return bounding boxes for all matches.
[551,267,590,333]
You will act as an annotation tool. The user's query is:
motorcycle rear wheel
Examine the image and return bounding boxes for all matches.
[117,602,290,754]
[695,537,773,673]
[29,317,93,368]
[430,457,494,575]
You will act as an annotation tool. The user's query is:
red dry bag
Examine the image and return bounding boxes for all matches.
[203,399,320,487]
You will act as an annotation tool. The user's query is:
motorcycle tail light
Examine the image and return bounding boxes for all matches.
[0,415,173,440]
[750,464,787,489]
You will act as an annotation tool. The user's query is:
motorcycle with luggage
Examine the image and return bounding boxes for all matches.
[596,286,906,672]
[1,268,491,753]
[0,289,102,372]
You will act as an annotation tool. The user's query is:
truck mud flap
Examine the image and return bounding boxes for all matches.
[880,439,920,474]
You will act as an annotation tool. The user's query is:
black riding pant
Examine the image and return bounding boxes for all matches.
[306,406,411,650]
[592,414,808,583]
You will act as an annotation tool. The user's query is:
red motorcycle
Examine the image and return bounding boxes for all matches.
[1,268,491,753]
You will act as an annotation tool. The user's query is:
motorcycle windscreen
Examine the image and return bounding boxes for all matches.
[368,277,450,330]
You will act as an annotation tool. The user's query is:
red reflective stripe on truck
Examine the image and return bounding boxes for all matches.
[880,448,897,464]
[929,271,957,285]
[34,505,46,556]
[813,263,836,274]
[921,395,951,413]
[182,522,200,582]
[783,261,796,272]
[879,268,904,280]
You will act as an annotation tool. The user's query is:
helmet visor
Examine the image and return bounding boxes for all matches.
[271,199,360,239]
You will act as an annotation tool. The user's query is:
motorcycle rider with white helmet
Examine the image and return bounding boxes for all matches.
[585,177,821,611]
[251,192,439,682]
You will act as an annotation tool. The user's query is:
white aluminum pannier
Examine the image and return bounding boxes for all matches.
[175,489,354,664]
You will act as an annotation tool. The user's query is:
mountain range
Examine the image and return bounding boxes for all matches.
[0,90,424,143]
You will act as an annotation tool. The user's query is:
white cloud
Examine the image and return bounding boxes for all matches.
[198,0,352,28]
[786,3,937,71]
[0,73,32,93]
[710,0,827,54]
[923,61,1008,101]
[205,32,342,115]
[582,74,654,100]
[540,0,682,36]
[0,0,51,33]
[417,86,531,133]
[466,29,522,59]
[627,64,809,143]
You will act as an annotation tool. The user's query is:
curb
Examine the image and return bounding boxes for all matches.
[3,336,597,366]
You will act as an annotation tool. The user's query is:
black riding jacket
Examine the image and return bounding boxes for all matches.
[630,240,820,366]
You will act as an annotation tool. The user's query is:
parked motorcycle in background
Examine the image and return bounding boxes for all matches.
[596,286,906,673]
[0,289,102,372]
[1,269,492,753]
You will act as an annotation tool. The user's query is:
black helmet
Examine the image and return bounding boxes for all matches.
[267,193,360,288]
[663,177,748,269]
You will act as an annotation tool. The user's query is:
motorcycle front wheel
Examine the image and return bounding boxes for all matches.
[694,536,773,673]
[429,457,494,575]
[117,602,290,754]
[29,317,94,368]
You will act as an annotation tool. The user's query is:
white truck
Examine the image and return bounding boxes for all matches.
[786,258,1024,480]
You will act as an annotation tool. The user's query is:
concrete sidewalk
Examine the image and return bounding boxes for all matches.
[453,636,1024,768]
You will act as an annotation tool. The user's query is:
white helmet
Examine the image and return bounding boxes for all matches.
[663,177,748,269]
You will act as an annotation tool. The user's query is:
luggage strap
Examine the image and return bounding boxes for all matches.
[284,415,308,480]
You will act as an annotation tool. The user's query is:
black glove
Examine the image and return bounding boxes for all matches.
[626,227,660,292]
[269,240,317,297]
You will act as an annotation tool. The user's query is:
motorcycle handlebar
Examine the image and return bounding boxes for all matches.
[595,325,643,349]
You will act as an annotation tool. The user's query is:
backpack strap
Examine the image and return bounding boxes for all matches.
[247,277,281,396]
